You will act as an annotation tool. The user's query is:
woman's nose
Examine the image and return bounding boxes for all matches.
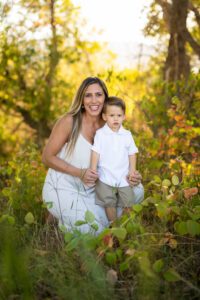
[91,95,97,102]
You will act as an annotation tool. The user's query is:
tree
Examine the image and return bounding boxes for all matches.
[0,0,105,146]
[144,0,200,81]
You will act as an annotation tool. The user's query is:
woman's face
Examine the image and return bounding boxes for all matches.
[83,83,105,117]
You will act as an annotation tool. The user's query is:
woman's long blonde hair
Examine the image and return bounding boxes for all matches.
[66,77,109,156]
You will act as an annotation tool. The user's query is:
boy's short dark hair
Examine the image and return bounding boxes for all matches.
[103,96,126,113]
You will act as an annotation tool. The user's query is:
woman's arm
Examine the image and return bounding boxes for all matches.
[42,114,81,178]
[90,150,100,171]
[126,171,142,186]
[42,114,98,184]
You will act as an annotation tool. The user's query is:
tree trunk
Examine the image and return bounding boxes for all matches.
[164,0,190,81]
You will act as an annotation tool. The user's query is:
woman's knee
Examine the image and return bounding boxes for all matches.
[133,184,144,203]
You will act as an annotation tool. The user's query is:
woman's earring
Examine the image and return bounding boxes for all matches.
[82,105,85,109]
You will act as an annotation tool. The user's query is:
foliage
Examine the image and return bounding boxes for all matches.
[0,95,199,298]
[0,143,46,225]
[0,1,200,299]
[0,0,111,146]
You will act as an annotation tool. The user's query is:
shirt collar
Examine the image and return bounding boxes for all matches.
[103,123,127,135]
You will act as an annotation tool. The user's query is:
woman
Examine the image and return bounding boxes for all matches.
[42,77,144,233]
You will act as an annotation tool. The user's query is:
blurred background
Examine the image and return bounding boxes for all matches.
[0,1,200,299]
[0,0,199,155]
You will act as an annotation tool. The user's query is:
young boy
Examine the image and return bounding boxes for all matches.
[90,96,139,222]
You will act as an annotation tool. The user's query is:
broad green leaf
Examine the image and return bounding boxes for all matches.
[116,249,123,260]
[156,203,168,218]
[137,252,154,277]
[186,220,200,236]
[59,225,68,233]
[119,261,129,272]
[75,220,87,226]
[7,216,15,225]
[174,221,188,235]
[163,268,180,282]
[126,222,137,234]
[64,232,73,243]
[153,175,162,183]
[0,214,15,225]
[105,252,117,265]
[24,212,34,224]
[187,211,200,221]
[153,259,164,273]
[90,223,99,231]
[111,227,127,240]
[133,204,143,213]
[169,186,176,193]
[172,175,179,185]
[85,210,95,223]
[162,179,171,187]
[65,238,79,251]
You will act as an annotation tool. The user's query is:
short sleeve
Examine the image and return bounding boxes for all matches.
[127,132,138,155]
[91,131,101,154]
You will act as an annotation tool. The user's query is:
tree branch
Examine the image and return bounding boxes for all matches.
[46,0,59,85]
[155,0,172,29]
[188,1,200,27]
[184,28,200,57]
[0,97,50,135]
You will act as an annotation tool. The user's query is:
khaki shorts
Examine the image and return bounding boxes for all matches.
[95,180,134,208]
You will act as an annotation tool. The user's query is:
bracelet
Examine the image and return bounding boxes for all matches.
[80,168,87,181]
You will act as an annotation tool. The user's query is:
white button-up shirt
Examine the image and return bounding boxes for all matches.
[91,124,138,187]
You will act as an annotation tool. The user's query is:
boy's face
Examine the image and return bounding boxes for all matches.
[102,105,125,132]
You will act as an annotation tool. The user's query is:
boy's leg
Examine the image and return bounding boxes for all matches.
[95,180,118,222]
[117,187,134,213]
[105,207,117,222]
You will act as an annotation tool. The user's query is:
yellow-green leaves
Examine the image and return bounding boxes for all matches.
[153,259,164,273]
[24,212,35,224]
[85,210,95,223]
[171,175,179,185]
[163,268,180,282]
[111,228,127,240]
[162,179,171,187]
[174,220,200,236]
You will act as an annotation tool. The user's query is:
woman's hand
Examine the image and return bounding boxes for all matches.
[80,168,98,187]
[127,170,142,187]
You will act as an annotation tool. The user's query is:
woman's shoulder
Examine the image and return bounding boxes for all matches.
[57,113,73,124]
[49,113,74,143]
[54,113,73,131]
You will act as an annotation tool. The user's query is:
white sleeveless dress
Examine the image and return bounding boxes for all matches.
[42,134,144,234]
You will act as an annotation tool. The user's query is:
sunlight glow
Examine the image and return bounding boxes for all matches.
[72,0,154,68]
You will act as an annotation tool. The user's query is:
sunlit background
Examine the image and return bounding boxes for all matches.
[0,1,200,299]
[72,0,154,68]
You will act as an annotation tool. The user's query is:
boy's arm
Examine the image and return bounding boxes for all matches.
[129,154,137,174]
[90,150,100,171]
